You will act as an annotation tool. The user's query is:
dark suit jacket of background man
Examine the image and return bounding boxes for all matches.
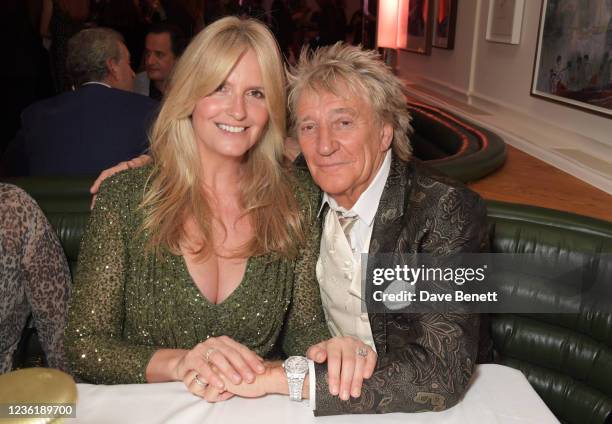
[311,155,489,416]
[4,84,158,176]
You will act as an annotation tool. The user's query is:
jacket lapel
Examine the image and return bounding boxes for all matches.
[365,155,414,354]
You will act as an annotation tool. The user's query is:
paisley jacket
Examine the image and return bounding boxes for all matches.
[313,155,488,416]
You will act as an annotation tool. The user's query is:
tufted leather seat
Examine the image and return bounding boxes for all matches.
[487,201,612,424]
[3,178,611,423]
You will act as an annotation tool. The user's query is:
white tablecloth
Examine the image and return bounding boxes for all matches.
[69,364,559,423]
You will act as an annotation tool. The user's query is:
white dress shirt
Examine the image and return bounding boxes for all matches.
[318,149,392,257]
[81,81,111,88]
[133,72,150,96]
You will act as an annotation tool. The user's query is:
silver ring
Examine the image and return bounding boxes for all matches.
[356,347,368,358]
[204,348,217,362]
[193,373,207,388]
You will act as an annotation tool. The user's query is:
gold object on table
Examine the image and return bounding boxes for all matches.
[0,368,77,424]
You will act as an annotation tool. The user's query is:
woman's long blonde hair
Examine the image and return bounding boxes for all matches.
[141,17,304,260]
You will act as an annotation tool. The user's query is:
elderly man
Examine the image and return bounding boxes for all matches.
[133,23,185,101]
[286,43,487,415]
[86,43,487,416]
[0,28,158,176]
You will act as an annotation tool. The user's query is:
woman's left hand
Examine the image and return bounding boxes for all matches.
[306,336,377,400]
[175,336,265,392]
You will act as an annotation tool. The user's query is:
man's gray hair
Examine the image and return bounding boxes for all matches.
[66,28,125,87]
[288,43,413,162]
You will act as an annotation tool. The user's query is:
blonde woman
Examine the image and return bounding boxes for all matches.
[64,17,330,397]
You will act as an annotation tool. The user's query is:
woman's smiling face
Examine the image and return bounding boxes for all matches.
[191,49,269,161]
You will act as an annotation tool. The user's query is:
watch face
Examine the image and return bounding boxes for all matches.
[285,356,308,374]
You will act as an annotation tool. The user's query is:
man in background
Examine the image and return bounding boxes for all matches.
[1,27,158,176]
[133,23,185,100]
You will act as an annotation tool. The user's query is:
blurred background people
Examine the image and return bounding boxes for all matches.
[40,0,91,92]
[309,0,346,47]
[1,28,157,176]
[0,0,54,157]
[270,0,293,59]
[133,23,186,101]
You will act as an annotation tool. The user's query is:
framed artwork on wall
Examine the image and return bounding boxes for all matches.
[531,0,612,118]
[432,0,458,49]
[485,0,525,44]
[402,0,434,54]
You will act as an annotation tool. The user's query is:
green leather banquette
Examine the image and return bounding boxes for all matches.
[486,201,612,424]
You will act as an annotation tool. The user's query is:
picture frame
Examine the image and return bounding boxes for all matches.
[485,0,525,45]
[402,0,434,55]
[530,0,612,119]
[432,0,458,49]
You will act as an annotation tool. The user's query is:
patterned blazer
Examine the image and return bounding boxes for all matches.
[313,154,488,416]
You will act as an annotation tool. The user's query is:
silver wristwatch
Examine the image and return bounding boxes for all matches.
[283,356,309,402]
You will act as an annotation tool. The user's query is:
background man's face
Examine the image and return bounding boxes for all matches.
[296,88,393,209]
[144,32,176,83]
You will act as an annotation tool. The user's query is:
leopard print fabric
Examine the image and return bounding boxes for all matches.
[0,183,71,373]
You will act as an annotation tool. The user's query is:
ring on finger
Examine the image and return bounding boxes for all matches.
[356,347,368,358]
[204,347,217,363]
[193,373,207,388]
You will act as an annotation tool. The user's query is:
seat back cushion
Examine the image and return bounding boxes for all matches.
[486,200,612,424]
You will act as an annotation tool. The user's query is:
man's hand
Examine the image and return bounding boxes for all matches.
[307,336,377,400]
[89,154,152,208]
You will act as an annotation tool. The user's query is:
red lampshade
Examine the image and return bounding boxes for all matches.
[377,0,409,49]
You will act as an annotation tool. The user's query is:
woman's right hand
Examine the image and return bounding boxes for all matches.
[176,336,266,393]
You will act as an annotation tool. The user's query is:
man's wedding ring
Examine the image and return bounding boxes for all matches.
[193,373,207,388]
[204,348,217,363]
[356,347,368,357]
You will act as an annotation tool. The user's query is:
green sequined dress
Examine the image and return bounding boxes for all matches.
[64,166,330,384]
